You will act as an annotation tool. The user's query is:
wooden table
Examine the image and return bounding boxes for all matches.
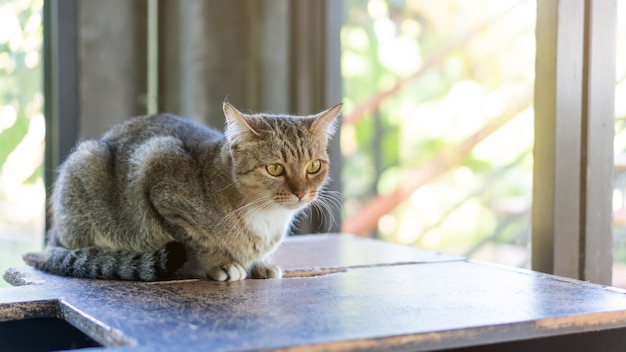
[3,234,626,351]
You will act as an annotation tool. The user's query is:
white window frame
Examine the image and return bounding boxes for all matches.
[532,0,617,285]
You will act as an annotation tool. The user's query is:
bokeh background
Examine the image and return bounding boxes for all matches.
[1,0,625,287]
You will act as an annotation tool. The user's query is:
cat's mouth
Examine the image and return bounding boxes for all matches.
[270,191,316,211]
[281,198,312,210]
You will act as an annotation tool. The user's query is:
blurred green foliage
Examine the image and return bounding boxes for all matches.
[0,0,45,287]
[341,0,535,266]
[0,0,623,286]
[0,0,43,179]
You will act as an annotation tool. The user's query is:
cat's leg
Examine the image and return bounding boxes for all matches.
[206,260,283,280]
[250,261,282,279]
[187,247,249,281]
[160,232,250,281]
[207,262,247,281]
[133,137,250,282]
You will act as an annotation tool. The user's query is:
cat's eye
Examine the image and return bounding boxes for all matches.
[266,163,284,177]
[307,160,322,174]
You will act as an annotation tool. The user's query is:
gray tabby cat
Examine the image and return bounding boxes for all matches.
[24,102,342,281]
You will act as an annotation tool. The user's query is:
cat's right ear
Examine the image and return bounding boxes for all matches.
[310,103,343,139]
[223,102,262,143]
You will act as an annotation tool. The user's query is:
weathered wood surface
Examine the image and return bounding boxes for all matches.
[2,234,626,351]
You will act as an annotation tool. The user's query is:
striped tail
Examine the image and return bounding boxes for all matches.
[23,242,187,281]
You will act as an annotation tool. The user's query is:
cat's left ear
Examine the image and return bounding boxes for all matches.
[223,102,262,142]
[310,103,342,139]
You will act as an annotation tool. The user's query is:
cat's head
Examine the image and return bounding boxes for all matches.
[223,102,341,212]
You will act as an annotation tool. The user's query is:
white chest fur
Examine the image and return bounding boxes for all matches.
[243,206,296,241]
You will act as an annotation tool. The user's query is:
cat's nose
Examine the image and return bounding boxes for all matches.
[289,180,307,200]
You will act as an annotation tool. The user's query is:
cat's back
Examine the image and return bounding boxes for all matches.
[102,113,224,148]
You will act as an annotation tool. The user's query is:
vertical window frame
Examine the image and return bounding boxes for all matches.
[532,0,617,285]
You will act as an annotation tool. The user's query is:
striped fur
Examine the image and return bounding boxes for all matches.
[23,242,187,281]
[23,103,341,282]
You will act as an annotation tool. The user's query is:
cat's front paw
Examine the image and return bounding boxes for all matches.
[208,262,247,281]
[250,262,282,279]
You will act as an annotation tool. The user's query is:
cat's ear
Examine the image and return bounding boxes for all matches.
[223,102,262,142]
[310,103,342,139]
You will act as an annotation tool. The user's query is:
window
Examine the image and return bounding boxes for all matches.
[341,0,619,287]
[0,0,620,288]
[0,0,44,288]
[612,0,626,287]
[341,0,535,268]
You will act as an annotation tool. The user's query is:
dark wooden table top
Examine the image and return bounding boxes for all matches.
[3,234,626,351]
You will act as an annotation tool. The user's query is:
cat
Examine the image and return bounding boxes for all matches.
[23,102,342,282]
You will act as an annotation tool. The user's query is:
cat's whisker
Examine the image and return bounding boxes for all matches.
[216,195,275,230]
[237,196,275,214]
[316,203,335,232]
[287,189,343,233]
[223,196,278,233]
[297,208,311,220]
[303,202,330,232]
[215,181,238,193]
[316,189,340,206]
[319,190,342,207]
[310,191,343,232]
[289,216,304,233]
[243,201,273,220]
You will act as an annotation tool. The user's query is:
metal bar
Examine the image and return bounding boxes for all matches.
[290,0,343,234]
[324,0,344,233]
[146,0,159,114]
[44,0,79,233]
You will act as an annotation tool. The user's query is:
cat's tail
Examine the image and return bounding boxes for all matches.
[22,242,187,281]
